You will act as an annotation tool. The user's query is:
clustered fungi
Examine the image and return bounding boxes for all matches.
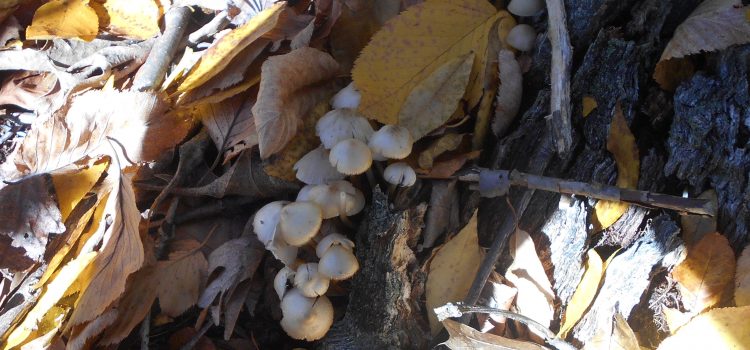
[253,82,415,341]
[506,0,544,52]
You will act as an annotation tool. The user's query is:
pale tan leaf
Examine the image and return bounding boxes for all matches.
[196,93,258,163]
[398,53,474,140]
[198,236,264,308]
[252,47,339,158]
[426,211,482,335]
[735,244,750,306]
[477,274,517,334]
[99,267,159,345]
[418,133,464,169]
[662,307,693,334]
[67,309,118,350]
[156,240,208,317]
[504,229,555,335]
[442,319,548,350]
[582,313,640,350]
[672,232,735,312]
[657,306,750,349]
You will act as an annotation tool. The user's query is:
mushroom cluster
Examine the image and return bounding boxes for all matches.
[505,0,545,52]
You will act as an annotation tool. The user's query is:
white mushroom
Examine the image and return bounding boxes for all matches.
[318,245,359,280]
[316,233,355,258]
[267,233,299,266]
[330,82,361,109]
[507,0,544,17]
[294,146,346,185]
[316,109,374,149]
[293,263,330,298]
[368,125,413,159]
[296,184,316,202]
[305,181,366,219]
[383,162,417,187]
[274,266,296,299]
[253,200,289,246]
[279,202,323,246]
[280,288,334,341]
[329,138,373,175]
[507,24,536,52]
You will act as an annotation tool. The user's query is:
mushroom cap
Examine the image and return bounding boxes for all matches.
[330,82,361,109]
[368,125,413,159]
[294,146,346,185]
[383,162,417,187]
[267,233,299,266]
[316,109,374,149]
[293,263,330,297]
[253,200,290,246]
[316,233,355,258]
[296,184,316,202]
[274,266,296,299]
[306,181,366,219]
[329,138,373,175]
[318,245,360,280]
[507,0,544,17]
[280,289,334,341]
[507,24,536,52]
[279,202,323,246]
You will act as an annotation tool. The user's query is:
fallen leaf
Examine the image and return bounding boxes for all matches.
[418,133,465,169]
[0,71,59,112]
[582,313,640,350]
[680,190,718,246]
[582,96,597,117]
[504,229,555,337]
[168,327,216,350]
[51,158,109,222]
[653,58,695,92]
[734,244,750,306]
[67,309,118,350]
[103,0,161,40]
[559,249,605,338]
[477,274,517,334]
[26,0,99,41]
[426,210,482,335]
[492,49,522,137]
[329,0,381,73]
[418,150,481,179]
[662,307,693,334]
[198,235,264,309]
[196,93,258,163]
[442,319,548,350]
[657,306,750,349]
[98,267,158,345]
[156,240,208,317]
[353,0,511,124]
[672,232,735,312]
[594,102,639,229]
[252,47,339,158]
[398,53,474,140]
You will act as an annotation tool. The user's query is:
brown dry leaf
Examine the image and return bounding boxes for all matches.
[103,0,161,40]
[426,211,482,335]
[504,229,555,337]
[329,0,381,73]
[672,232,735,312]
[196,93,258,163]
[582,313,640,350]
[442,319,549,350]
[98,267,158,345]
[168,327,216,350]
[68,171,145,326]
[657,306,750,349]
[582,96,598,117]
[0,71,59,112]
[492,49,522,137]
[67,309,118,350]
[156,239,208,317]
[594,102,640,229]
[26,0,99,41]
[558,249,605,338]
[398,53,474,140]
[418,133,464,169]
[51,158,109,222]
[680,190,718,246]
[252,47,339,158]
[198,235,264,309]
[734,244,750,306]
[0,174,65,271]
[418,150,481,179]
[352,0,512,124]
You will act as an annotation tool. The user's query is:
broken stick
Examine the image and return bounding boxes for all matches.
[545,0,573,156]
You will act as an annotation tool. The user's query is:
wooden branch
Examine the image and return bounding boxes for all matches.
[545,0,573,156]
[133,6,192,91]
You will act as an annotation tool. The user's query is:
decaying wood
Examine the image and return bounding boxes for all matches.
[544,0,573,156]
[319,188,430,349]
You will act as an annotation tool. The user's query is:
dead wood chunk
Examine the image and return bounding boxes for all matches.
[540,197,587,306]
[318,188,429,349]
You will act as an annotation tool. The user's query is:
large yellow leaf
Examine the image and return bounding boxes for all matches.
[672,232,735,312]
[426,211,482,335]
[657,306,750,349]
[594,103,639,229]
[103,0,161,40]
[398,53,474,140]
[352,0,511,124]
[51,158,109,222]
[177,2,285,93]
[736,245,750,306]
[582,313,640,350]
[559,249,604,338]
[26,0,99,41]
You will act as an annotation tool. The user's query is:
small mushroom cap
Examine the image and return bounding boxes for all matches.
[507,0,544,17]
[316,233,355,258]
[253,201,290,246]
[280,289,334,341]
[306,181,366,219]
[316,109,374,149]
[329,138,373,175]
[274,266,296,299]
[368,125,413,159]
[279,202,323,246]
[383,162,417,187]
[293,263,330,297]
[267,234,299,266]
[296,184,316,202]
[507,24,536,52]
[330,82,361,109]
[294,146,346,185]
[318,245,359,280]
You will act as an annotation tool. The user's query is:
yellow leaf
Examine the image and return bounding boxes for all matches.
[657,306,750,350]
[582,96,598,117]
[672,232,735,312]
[426,211,482,335]
[594,102,639,229]
[177,2,285,93]
[559,249,604,338]
[103,0,161,40]
[26,0,99,41]
[583,313,640,350]
[4,252,97,350]
[352,0,511,124]
[398,53,474,140]
[418,133,465,169]
[51,158,109,222]
[736,245,750,306]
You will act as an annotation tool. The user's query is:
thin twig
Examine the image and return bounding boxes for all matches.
[545,0,573,156]
[187,10,230,47]
[133,6,192,91]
